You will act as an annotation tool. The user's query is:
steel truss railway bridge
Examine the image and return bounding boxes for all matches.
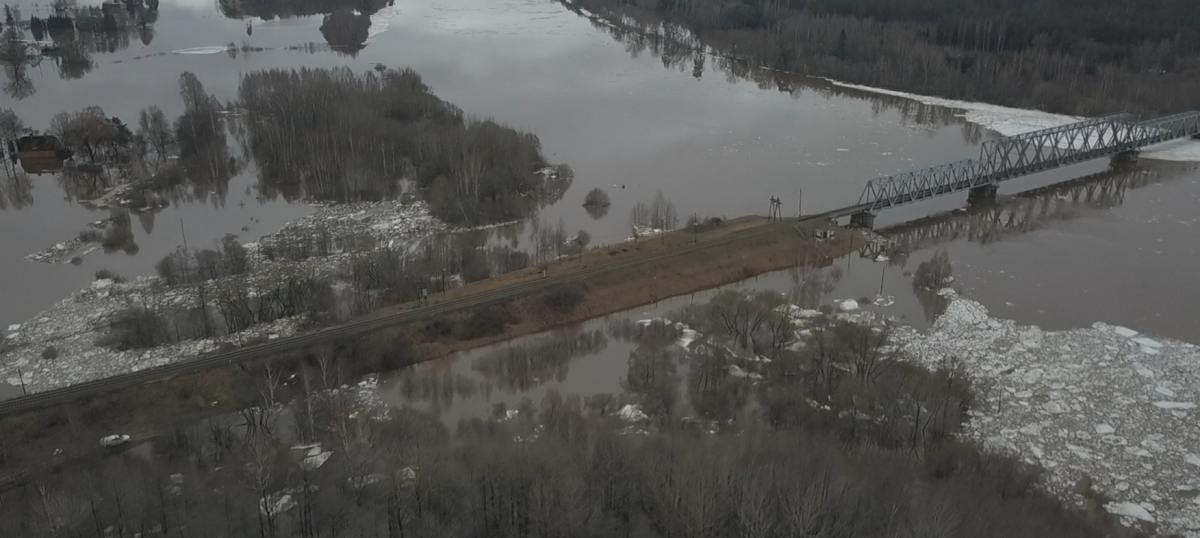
[846,110,1200,228]
[857,164,1169,261]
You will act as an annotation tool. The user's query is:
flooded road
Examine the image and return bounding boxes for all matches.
[2,0,1198,350]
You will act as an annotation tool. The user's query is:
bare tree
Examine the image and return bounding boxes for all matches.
[138,105,175,170]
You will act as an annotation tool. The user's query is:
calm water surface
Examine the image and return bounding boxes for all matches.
[2,0,1197,355]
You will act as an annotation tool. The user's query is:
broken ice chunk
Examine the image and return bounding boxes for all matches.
[1113,326,1139,338]
[1152,401,1196,410]
[1132,337,1163,349]
[1155,387,1179,398]
[1105,501,1154,522]
[1095,424,1116,435]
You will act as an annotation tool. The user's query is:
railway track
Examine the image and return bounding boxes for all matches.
[0,205,865,417]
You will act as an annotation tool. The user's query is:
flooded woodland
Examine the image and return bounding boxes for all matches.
[0,0,1196,337]
[1,0,1200,535]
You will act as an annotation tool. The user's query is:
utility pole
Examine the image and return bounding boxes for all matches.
[16,368,26,396]
[798,188,803,219]
[878,264,886,295]
[693,212,698,243]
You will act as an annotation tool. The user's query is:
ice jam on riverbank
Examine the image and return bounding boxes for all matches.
[893,290,1200,536]
[1,201,444,394]
[826,80,1200,162]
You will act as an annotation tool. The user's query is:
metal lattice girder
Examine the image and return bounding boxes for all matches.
[1129,111,1200,145]
[976,114,1137,181]
[858,159,982,209]
[857,110,1199,212]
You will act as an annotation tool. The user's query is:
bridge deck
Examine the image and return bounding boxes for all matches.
[858,111,1200,212]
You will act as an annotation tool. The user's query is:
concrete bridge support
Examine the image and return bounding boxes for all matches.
[849,211,876,230]
[967,183,999,205]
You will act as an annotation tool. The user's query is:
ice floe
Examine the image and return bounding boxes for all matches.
[2,202,444,394]
[172,46,229,55]
[892,291,1200,536]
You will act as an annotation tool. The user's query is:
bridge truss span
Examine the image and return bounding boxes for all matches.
[856,110,1200,215]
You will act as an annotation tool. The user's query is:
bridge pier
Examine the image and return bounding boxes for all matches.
[849,211,876,230]
[967,183,999,205]
[1112,150,1140,165]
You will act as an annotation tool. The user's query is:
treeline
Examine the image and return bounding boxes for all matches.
[564,0,1200,115]
[793,0,1200,55]
[9,67,566,225]
[119,227,535,349]
[218,0,388,20]
[0,289,1109,538]
[239,67,569,225]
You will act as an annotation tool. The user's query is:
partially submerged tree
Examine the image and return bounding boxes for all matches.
[137,105,175,169]
[48,106,134,163]
[583,187,610,207]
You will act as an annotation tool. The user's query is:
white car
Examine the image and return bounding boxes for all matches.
[100,434,131,447]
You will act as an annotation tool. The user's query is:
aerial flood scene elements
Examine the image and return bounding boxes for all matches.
[2,0,1200,536]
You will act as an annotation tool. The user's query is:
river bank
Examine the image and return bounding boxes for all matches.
[0,216,863,466]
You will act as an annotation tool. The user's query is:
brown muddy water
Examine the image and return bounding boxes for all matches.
[2,0,1198,357]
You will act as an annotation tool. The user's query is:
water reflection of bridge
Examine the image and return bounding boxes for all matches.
[860,163,1197,260]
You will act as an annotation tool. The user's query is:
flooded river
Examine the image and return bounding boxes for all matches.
[3,0,1198,350]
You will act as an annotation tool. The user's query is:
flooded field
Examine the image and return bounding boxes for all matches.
[2,0,1198,344]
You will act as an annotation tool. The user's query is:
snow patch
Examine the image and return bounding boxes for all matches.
[617,404,648,422]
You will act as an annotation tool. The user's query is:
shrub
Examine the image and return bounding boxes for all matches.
[41,346,59,360]
[78,229,103,243]
[419,317,454,342]
[914,250,953,289]
[685,214,725,233]
[94,269,127,283]
[454,305,513,341]
[583,188,610,207]
[101,308,169,350]
[542,284,585,314]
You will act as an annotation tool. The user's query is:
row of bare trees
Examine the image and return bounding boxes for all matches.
[0,294,1102,537]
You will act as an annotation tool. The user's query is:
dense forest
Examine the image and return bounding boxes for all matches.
[563,0,1200,115]
[239,67,567,225]
[0,287,1111,538]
